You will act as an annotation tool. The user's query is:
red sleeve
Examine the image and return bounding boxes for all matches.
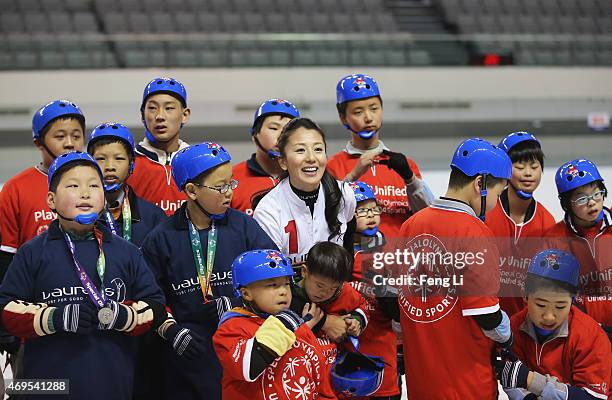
[213,318,258,382]
[460,232,501,315]
[406,157,423,180]
[341,282,370,329]
[0,181,20,253]
[2,301,55,338]
[570,325,611,398]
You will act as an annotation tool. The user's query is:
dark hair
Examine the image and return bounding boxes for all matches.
[559,181,607,212]
[252,113,296,135]
[88,137,134,163]
[49,160,101,192]
[306,241,352,282]
[525,273,578,297]
[448,166,506,190]
[507,140,544,169]
[39,116,86,143]
[336,96,383,117]
[277,118,343,240]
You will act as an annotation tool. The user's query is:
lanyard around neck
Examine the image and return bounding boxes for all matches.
[104,186,132,241]
[186,209,218,301]
[63,228,107,309]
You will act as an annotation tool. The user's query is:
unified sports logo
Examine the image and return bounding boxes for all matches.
[566,164,579,178]
[266,250,285,265]
[353,77,369,89]
[398,234,458,323]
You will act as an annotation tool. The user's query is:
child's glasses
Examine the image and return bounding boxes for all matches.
[571,189,606,206]
[194,179,239,194]
[355,206,382,217]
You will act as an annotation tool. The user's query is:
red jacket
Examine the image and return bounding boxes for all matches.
[511,306,611,399]
[231,155,279,216]
[544,208,612,326]
[485,192,556,316]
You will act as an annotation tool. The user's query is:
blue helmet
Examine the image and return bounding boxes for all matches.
[48,151,103,189]
[451,138,512,179]
[498,131,540,154]
[331,346,385,397]
[555,159,604,195]
[336,74,380,105]
[350,181,376,203]
[32,99,85,140]
[528,249,580,289]
[140,77,187,111]
[171,142,232,190]
[251,99,300,135]
[232,250,294,297]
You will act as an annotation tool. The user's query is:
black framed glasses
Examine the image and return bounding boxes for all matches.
[571,190,606,206]
[194,179,239,194]
[355,206,382,217]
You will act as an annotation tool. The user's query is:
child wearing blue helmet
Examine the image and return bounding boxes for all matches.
[399,138,513,399]
[545,159,611,332]
[0,100,86,280]
[213,249,336,400]
[127,77,191,215]
[140,142,278,400]
[348,181,401,399]
[486,132,556,317]
[328,73,434,239]
[87,122,166,247]
[497,249,611,400]
[0,151,167,400]
[231,98,300,215]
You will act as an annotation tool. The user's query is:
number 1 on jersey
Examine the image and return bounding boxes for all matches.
[284,220,298,254]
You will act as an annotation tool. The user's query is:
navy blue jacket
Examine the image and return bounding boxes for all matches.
[140,203,277,400]
[100,186,166,247]
[0,220,165,400]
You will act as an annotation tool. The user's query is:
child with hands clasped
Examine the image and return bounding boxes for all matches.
[213,249,336,400]
[290,241,369,387]
[0,152,167,400]
[497,249,611,400]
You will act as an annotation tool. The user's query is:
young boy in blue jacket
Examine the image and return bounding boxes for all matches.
[141,141,278,400]
[0,151,167,400]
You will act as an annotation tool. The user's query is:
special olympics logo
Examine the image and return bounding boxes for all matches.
[398,234,458,323]
[261,339,320,400]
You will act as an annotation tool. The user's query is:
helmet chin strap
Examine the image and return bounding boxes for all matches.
[192,197,226,221]
[479,174,489,222]
[104,183,122,193]
[510,183,533,200]
[343,124,379,140]
[533,324,555,337]
[53,209,99,225]
[361,226,379,237]
[253,136,280,159]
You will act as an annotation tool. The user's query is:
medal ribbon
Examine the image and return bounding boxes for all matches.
[186,210,217,301]
[103,186,132,241]
[63,229,107,309]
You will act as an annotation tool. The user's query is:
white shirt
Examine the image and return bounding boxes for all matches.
[253,178,356,265]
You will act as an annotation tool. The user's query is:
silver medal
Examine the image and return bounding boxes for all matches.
[98,307,114,325]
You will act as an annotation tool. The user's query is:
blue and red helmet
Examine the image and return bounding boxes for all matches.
[336,74,380,105]
[32,99,85,140]
[232,250,294,297]
[350,181,376,203]
[528,249,580,289]
[451,138,512,179]
[555,159,604,195]
[171,142,232,190]
[251,99,300,135]
[498,131,540,154]
[87,122,136,178]
[140,77,187,111]
[331,342,385,397]
[47,151,103,189]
